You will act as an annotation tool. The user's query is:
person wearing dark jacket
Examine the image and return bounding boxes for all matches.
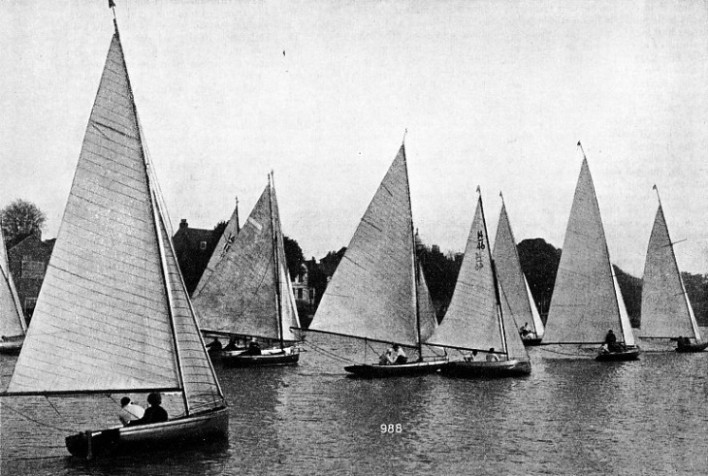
[130,392,168,426]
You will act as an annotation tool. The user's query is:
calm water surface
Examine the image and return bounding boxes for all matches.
[2,333,707,476]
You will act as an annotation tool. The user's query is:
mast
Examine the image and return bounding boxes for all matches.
[269,172,284,349]
[117,6,189,413]
[401,142,423,361]
[479,188,508,355]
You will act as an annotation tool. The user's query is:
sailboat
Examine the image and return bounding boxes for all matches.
[493,193,545,346]
[640,186,707,353]
[307,143,446,377]
[428,190,531,378]
[543,143,639,361]
[1,17,228,458]
[0,225,27,354]
[192,174,302,367]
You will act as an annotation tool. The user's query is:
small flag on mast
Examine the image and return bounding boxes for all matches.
[108,0,116,8]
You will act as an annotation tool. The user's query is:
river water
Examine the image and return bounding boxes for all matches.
[1,332,707,476]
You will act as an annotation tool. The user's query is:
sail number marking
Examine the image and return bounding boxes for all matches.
[380,424,402,434]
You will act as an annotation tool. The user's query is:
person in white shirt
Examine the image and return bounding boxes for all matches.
[486,348,500,362]
[118,397,145,426]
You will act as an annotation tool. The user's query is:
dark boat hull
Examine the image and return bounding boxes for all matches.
[676,341,708,353]
[344,359,447,378]
[441,359,531,378]
[0,339,23,355]
[221,348,300,367]
[65,407,228,459]
[596,346,641,361]
[521,337,543,347]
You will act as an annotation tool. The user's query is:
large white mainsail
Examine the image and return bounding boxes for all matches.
[544,153,634,345]
[6,29,224,413]
[192,178,300,343]
[493,198,544,339]
[0,226,26,339]
[640,196,701,341]
[428,193,528,362]
[309,145,437,348]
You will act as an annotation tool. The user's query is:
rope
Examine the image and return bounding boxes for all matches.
[2,403,76,433]
[537,345,594,357]
[302,340,356,364]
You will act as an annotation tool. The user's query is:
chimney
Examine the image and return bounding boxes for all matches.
[179,219,188,229]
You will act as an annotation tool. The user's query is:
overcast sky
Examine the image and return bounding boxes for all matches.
[2,0,708,276]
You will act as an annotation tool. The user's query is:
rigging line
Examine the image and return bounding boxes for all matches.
[302,341,355,364]
[44,396,64,420]
[2,403,76,433]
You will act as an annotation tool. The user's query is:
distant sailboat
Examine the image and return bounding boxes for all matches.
[493,194,545,346]
[429,190,531,377]
[640,186,706,353]
[543,143,639,361]
[0,225,27,354]
[307,143,446,377]
[2,17,228,458]
[192,173,302,366]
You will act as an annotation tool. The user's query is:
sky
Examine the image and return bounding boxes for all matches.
[2,0,708,276]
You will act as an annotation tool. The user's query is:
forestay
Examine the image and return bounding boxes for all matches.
[493,200,544,338]
[544,158,631,344]
[193,182,300,343]
[0,226,26,338]
[427,197,504,352]
[7,32,224,412]
[310,146,424,346]
[640,203,701,340]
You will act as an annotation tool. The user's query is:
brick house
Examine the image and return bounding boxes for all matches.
[7,233,55,323]
[172,219,223,295]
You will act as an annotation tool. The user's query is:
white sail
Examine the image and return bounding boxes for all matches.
[7,31,224,411]
[193,182,300,342]
[309,146,421,346]
[428,196,504,352]
[544,157,631,344]
[417,262,438,342]
[0,226,26,339]
[640,203,701,340]
[493,200,544,338]
[613,271,636,346]
[193,202,241,298]
[499,281,530,361]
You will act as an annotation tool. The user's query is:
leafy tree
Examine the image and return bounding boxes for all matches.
[1,199,47,247]
[283,235,304,279]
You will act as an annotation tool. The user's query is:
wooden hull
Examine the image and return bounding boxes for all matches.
[65,407,228,459]
[442,359,531,378]
[0,336,24,355]
[344,359,448,378]
[676,341,708,353]
[596,346,641,361]
[221,347,299,367]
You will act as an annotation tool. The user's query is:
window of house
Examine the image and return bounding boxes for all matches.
[24,297,37,314]
[199,241,207,250]
[21,259,46,279]
[297,289,303,299]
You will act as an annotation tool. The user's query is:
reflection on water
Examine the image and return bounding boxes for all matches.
[2,332,708,475]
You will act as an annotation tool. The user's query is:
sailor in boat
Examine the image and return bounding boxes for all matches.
[486,348,500,362]
[242,338,262,356]
[519,322,536,340]
[223,336,239,351]
[603,329,620,352]
[677,336,690,349]
[464,350,478,362]
[206,337,223,352]
[129,393,168,426]
[118,397,145,426]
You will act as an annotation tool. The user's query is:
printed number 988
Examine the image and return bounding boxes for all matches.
[381,424,402,434]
